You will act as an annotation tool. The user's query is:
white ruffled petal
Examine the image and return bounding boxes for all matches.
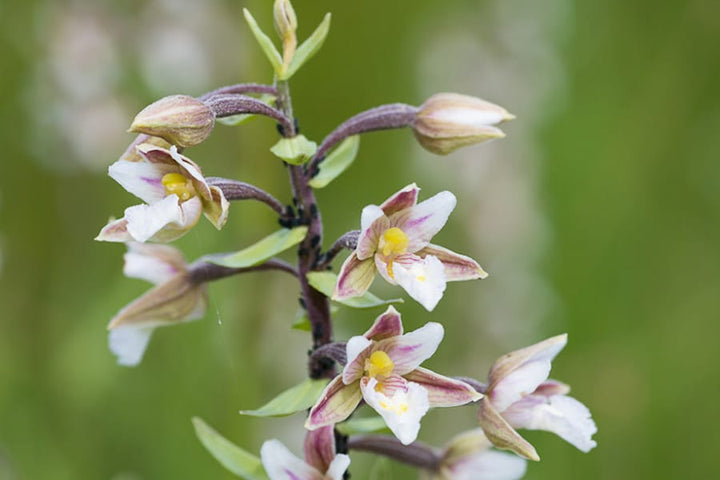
[108,325,155,367]
[393,255,447,311]
[361,377,429,445]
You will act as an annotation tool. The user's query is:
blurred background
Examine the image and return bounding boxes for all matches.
[1,0,718,478]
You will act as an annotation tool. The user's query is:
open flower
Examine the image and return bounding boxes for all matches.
[477,334,597,460]
[108,243,207,366]
[424,429,526,480]
[306,307,481,445]
[333,184,487,311]
[96,143,229,243]
[261,426,349,480]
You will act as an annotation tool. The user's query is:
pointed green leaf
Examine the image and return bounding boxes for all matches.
[270,135,318,165]
[308,136,360,189]
[239,378,329,417]
[192,417,269,480]
[217,94,276,126]
[306,271,404,308]
[282,13,331,80]
[243,9,283,74]
[336,417,390,436]
[208,227,307,268]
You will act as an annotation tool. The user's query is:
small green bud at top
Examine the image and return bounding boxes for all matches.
[412,93,515,155]
[129,95,215,148]
[274,0,298,69]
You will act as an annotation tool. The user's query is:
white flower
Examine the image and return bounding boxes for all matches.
[261,426,349,480]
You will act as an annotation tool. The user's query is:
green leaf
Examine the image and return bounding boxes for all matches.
[217,94,276,126]
[306,271,404,308]
[270,135,318,165]
[308,136,360,189]
[208,227,307,268]
[283,13,331,80]
[192,417,269,480]
[336,417,390,436]
[243,9,283,74]
[239,378,329,417]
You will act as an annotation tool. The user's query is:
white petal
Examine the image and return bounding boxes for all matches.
[504,395,597,453]
[325,454,351,480]
[448,449,527,480]
[123,243,186,284]
[393,191,456,252]
[108,160,177,204]
[356,206,388,261]
[490,335,567,412]
[361,377,429,445]
[361,205,385,232]
[108,325,155,367]
[393,255,447,311]
[261,440,324,480]
[380,322,444,375]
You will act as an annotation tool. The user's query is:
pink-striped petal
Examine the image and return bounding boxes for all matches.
[95,218,133,242]
[363,305,403,341]
[417,244,488,281]
[391,191,456,252]
[333,254,376,300]
[343,336,372,384]
[356,206,388,260]
[304,426,336,474]
[488,334,567,412]
[306,377,363,430]
[379,183,419,216]
[373,254,396,285]
[378,322,444,375]
[403,367,482,407]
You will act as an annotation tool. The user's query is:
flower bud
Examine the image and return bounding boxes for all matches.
[274,0,297,67]
[412,93,514,155]
[129,95,215,148]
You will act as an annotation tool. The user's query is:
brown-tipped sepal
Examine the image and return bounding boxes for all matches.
[129,95,215,148]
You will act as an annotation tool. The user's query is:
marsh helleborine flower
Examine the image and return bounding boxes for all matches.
[96,143,229,243]
[333,183,487,311]
[261,426,349,480]
[413,93,514,155]
[306,307,481,445]
[477,334,597,461]
[129,94,216,148]
[424,429,527,480]
[108,243,207,366]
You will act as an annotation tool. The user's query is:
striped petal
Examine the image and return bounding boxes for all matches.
[333,254,376,300]
[304,426,336,475]
[363,306,403,341]
[379,322,443,375]
[356,206,388,260]
[379,183,419,216]
[391,191,456,252]
[403,367,482,407]
[306,377,363,430]
[417,244,488,282]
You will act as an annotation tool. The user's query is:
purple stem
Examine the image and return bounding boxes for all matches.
[454,376,488,394]
[307,103,419,176]
[199,83,278,101]
[309,342,347,366]
[206,177,287,217]
[204,94,294,133]
[316,230,360,269]
[188,258,298,284]
[348,435,442,471]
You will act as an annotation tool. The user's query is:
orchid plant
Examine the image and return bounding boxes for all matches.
[97,1,596,478]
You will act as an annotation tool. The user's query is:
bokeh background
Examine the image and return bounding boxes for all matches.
[1,0,718,478]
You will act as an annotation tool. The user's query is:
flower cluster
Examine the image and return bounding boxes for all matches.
[97,1,595,478]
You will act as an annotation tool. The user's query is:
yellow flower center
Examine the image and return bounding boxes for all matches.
[379,227,410,279]
[365,350,395,380]
[162,173,195,201]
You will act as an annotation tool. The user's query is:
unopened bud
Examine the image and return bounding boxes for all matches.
[412,93,514,155]
[274,0,298,68]
[129,95,215,148]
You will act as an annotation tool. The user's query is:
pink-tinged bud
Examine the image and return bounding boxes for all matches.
[412,93,514,155]
[129,95,215,148]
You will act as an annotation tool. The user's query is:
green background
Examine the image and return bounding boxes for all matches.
[1,0,718,478]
